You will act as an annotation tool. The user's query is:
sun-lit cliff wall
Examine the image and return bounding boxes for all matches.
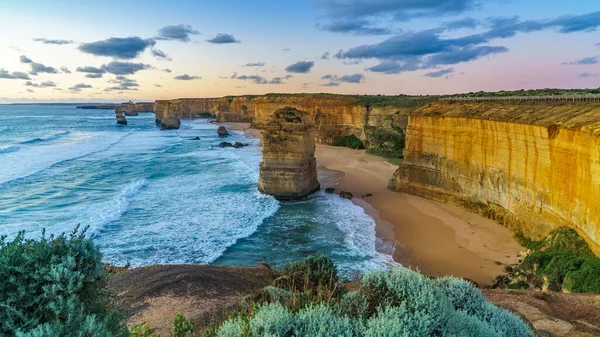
[388,101,600,255]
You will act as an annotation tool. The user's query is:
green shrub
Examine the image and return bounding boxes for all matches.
[563,258,600,293]
[0,226,127,337]
[276,254,339,293]
[172,313,194,337]
[208,261,533,337]
[332,135,365,149]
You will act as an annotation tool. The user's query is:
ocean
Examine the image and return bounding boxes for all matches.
[0,105,394,274]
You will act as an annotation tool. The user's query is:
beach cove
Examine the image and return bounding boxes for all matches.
[230,122,523,286]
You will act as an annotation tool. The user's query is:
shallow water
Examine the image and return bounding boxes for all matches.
[0,105,394,274]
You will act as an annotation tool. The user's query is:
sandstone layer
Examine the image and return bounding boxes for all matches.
[258,107,320,200]
[115,107,127,125]
[154,94,419,155]
[160,101,181,130]
[388,101,600,255]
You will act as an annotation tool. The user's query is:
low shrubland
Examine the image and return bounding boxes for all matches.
[332,135,365,149]
[510,227,600,293]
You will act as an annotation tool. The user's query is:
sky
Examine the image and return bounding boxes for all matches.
[0,0,599,103]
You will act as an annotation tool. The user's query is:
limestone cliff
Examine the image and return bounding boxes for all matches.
[388,101,600,255]
[258,107,320,200]
[115,107,127,125]
[156,94,422,155]
[160,101,180,130]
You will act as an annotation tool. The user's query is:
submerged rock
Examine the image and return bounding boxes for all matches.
[258,107,320,200]
[233,142,245,148]
[189,137,201,140]
[325,187,335,194]
[219,142,233,148]
[217,126,229,136]
[339,191,353,199]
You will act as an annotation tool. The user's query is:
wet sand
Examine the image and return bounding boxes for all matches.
[227,122,523,286]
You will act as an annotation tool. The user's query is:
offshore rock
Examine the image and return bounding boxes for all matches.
[217,126,229,136]
[154,100,169,124]
[388,101,600,256]
[233,142,245,148]
[124,100,138,116]
[115,107,127,125]
[258,107,320,200]
[160,101,180,130]
[339,191,353,199]
[219,142,233,148]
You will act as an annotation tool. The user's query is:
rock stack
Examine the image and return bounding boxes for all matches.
[115,107,127,125]
[217,126,229,136]
[161,101,181,129]
[154,100,169,124]
[124,100,138,116]
[258,107,320,200]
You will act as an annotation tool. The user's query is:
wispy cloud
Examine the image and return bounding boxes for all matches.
[206,33,240,44]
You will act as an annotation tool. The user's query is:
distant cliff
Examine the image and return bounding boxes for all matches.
[388,101,600,256]
[154,94,432,155]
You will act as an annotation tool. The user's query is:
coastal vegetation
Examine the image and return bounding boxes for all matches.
[332,135,365,149]
[503,228,600,293]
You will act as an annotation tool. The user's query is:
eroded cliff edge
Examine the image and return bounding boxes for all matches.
[154,94,427,155]
[388,101,600,255]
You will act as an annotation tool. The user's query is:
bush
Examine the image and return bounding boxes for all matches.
[333,135,365,149]
[0,226,127,336]
[207,259,534,337]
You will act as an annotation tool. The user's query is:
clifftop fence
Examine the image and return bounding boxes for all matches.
[440,94,600,102]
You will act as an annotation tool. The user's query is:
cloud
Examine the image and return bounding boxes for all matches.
[20,55,32,63]
[282,48,291,51]
[318,20,391,35]
[163,68,172,73]
[443,17,479,30]
[579,72,598,78]
[76,66,105,74]
[78,37,156,59]
[206,33,240,44]
[174,74,201,80]
[60,66,71,73]
[565,56,599,65]
[424,68,454,77]
[105,76,140,91]
[316,0,478,21]
[33,38,74,45]
[85,73,103,78]
[30,62,58,75]
[0,70,31,80]
[423,45,508,67]
[26,89,34,93]
[102,61,151,75]
[320,73,364,86]
[285,61,314,73]
[245,62,265,67]
[232,74,267,84]
[321,52,330,59]
[68,83,92,92]
[269,77,286,84]
[156,24,199,42]
[365,61,405,74]
[151,49,171,61]
[154,84,162,87]
[24,80,57,87]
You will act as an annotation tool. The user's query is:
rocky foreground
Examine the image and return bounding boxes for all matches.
[107,264,600,336]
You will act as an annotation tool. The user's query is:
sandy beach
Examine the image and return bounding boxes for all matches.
[227,123,522,286]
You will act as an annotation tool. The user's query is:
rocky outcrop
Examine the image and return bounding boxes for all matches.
[388,101,600,256]
[115,107,127,125]
[160,101,181,130]
[120,100,154,116]
[217,126,229,136]
[258,107,320,200]
[154,100,169,124]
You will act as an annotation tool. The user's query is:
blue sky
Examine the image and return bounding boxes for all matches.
[0,0,599,102]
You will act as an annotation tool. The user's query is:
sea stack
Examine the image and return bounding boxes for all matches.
[161,101,181,129]
[217,126,229,136]
[115,107,127,125]
[154,100,169,124]
[258,107,320,200]
[124,100,138,116]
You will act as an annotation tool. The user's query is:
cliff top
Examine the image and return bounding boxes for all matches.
[413,101,600,134]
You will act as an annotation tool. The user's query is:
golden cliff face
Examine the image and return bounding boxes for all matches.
[389,101,600,255]
[258,107,320,200]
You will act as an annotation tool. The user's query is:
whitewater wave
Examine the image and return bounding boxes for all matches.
[20,131,71,145]
[0,145,20,154]
[0,130,134,186]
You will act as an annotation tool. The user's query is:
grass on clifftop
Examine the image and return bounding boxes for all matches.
[510,228,600,293]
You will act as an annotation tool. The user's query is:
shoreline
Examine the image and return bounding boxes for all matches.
[226,122,522,286]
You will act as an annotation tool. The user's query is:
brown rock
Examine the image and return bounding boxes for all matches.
[219,142,233,148]
[325,187,335,193]
[160,101,181,130]
[339,191,353,199]
[233,142,244,148]
[258,107,320,200]
[115,107,127,125]
[217,126,229,136]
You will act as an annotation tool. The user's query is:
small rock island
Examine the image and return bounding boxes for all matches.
[258,107,320,200]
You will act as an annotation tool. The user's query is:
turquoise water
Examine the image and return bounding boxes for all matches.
[0,105,394,274]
